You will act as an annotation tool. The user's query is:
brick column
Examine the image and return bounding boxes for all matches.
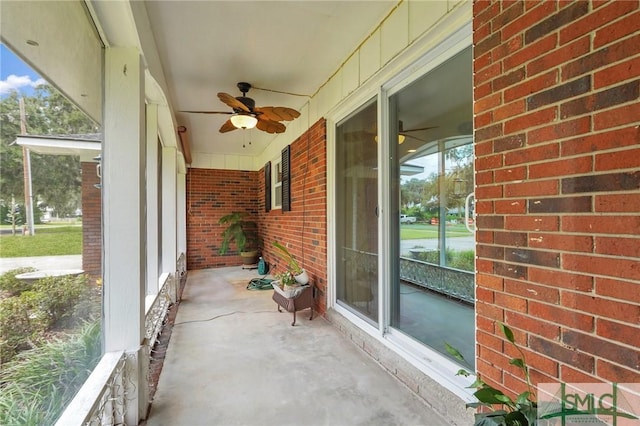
[81,161,102,282]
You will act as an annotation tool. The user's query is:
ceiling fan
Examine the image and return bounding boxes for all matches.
[373,121,438,144]
[180,82,300,134]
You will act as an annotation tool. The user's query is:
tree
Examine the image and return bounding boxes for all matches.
[0,92,24,199]
[4,196,23,235]
[0,85,99,217]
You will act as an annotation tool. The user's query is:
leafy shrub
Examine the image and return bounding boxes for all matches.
[410,249,474,272]
[0,267,37,296]
[0,274,94,364]
[71,284,102,323]
[449,250,474,272]
[0,321,101,425]
[0,293,48,363]
[32,274,89,328]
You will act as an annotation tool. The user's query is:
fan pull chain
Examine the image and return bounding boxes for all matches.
[242,129,253,148]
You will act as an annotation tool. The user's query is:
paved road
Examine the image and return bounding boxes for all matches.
[0,255,82,274]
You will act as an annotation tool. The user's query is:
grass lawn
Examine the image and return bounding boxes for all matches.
[0,226,82,257]
[400,223,472,240]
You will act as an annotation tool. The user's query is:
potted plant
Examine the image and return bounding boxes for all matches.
[272,241,309,284]
[218,212,261,265]
[273,270,307,299]
[446,323,538,426]
[276,270,297,287]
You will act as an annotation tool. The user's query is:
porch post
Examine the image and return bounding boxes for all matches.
[146,103,160,294]
[102,47,147,424]
[162,146,178,299]
[177,171,187,258]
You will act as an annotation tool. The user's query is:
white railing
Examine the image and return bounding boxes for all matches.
[145,273,173,348]
[55,351,128,426]
[177,252,186,281]
[57,258,185,425]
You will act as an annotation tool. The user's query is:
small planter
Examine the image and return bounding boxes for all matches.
[294,269,309,285]
[272,281,306,298]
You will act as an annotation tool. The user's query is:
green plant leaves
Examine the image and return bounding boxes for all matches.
[448,323,537,425]
[499,323,515,344]
[456,368,471,377]
[509,358,525,369]
[445,342,466,362]
[504,410,529,425]
[515,391,531,406]
[474,387,513,406]
[219,212,259,254]
[474,411,508,426]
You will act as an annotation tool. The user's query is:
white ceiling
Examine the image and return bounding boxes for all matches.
[143,1,397,158]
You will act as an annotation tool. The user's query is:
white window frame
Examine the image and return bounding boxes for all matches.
[271,156,282,210]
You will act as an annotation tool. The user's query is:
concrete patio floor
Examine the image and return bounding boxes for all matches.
[145,267,451,426]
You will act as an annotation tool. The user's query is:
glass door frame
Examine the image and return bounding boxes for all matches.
[327,19,475,400]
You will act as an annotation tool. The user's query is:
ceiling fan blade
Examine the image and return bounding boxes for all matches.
[180,110,232,114]
[256,118,286,134]
[219,119,237,133]
[403,133,428,143]
[254,106,300,122]
[217,92,250,113]
[401,125,438,133]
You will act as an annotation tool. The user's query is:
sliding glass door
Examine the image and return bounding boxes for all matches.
[389,47,475,366]
[335,100,379,325]
[334,46,474,368]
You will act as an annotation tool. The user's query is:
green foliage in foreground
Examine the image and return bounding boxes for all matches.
[0,226,82,257]
[446,323,538,426]
[0,269,98,364]
[0,321,102,426]
[0,266,37,296]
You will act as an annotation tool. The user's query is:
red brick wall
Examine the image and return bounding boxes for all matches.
[259,119,328,314]
[186,168,259,270]
[473,0,640,395]
[184,120,328,313]
[81,162,102,281]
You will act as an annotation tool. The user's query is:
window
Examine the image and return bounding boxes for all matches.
[272,156,282,209]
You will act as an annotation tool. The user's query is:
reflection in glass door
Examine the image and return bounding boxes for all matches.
[335,100,379,324]
[389,47,475,367]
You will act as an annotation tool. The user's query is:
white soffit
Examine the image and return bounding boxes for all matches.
[16,135,101,161]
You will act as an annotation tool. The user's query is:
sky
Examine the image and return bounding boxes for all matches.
[0,43,46,97]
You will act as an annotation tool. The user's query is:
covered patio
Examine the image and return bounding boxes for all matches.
[3,1,638,425]
[144,267,449,426]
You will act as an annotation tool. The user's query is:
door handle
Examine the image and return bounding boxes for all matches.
[465,193,475,233]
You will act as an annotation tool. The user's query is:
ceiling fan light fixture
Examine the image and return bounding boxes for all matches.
[230,113,258,129]
[374,134,406,144]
